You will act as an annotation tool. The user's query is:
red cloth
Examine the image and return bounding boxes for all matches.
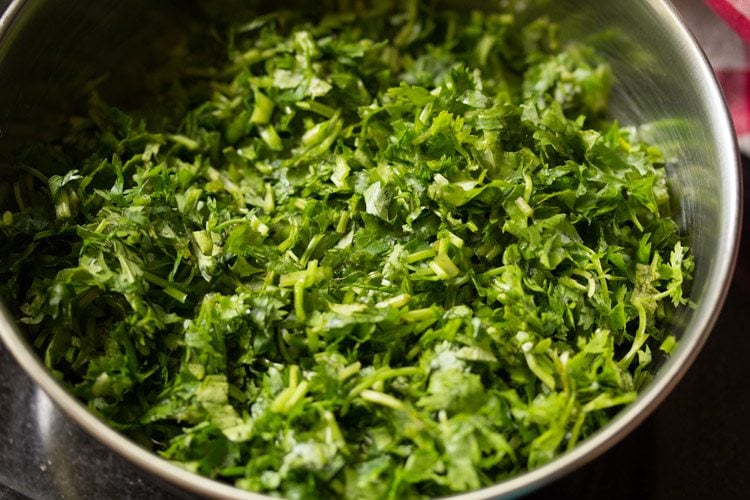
[676,0,750,152]
[715,69,750,137]
[706,0,750,44]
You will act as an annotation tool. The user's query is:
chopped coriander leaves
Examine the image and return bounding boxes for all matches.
[0,2,693,498]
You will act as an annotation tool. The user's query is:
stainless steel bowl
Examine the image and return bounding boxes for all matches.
[0,0,741,498]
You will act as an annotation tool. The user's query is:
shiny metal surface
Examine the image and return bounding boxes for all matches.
[0,0,741,499]
[0,343,181,500]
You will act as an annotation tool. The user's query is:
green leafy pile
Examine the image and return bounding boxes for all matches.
[0,1,693,498]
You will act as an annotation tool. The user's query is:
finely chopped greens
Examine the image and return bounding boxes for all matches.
[0,1,692,498]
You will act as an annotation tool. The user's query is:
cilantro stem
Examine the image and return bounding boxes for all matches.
[142,270,188,303]
[338,362,362,381]
[514,196,534,218]
[359,389,406,411]
[401,308,439,323]
[166,134,200,151]
[296,100,338,119]
[406,249,436,263]
[294,281,307,321]
[12,181,25,211]
[300,234,324,267]
[259,125,284,151]
[619,299,649,370]
[348,366,422,398]
[18,164,49,184]
[322,410,347,451]
[251,89,275,125]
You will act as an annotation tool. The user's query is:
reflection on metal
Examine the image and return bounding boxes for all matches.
[0,344,181,498]
[33,385,54,446]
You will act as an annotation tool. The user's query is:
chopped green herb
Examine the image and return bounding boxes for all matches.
[0,1,693,498]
